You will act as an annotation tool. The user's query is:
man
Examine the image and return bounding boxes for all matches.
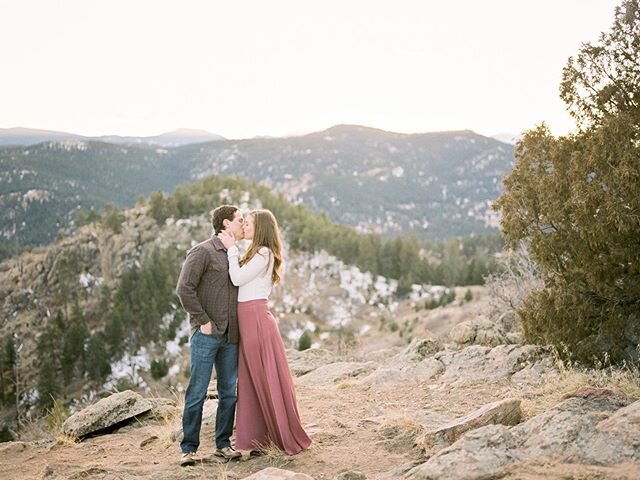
[176,204,245,466]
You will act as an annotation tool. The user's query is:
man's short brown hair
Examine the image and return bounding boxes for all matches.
[210,205,239,234]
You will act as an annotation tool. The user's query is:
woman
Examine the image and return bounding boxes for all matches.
[218,209,311,456]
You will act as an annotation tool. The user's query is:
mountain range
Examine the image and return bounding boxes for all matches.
[0,124,514,253]
[0,127,225,147]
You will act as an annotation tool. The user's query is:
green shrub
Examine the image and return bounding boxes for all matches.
[0,425,13,443]
[150,359,170,379]
[297,331,312,351]
[464,289,473,302]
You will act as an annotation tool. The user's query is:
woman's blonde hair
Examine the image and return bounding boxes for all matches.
[240,209,283,284]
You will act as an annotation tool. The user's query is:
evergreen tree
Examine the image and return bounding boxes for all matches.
[87,333,112,383]
[150,359,169,379]
[464,289,473,303]
[2,336,16,405]
[101,203,124,233]
[61,302,89,384]
[36,332,59,409]
[0,339,7,406]
[442,239,464,287]
[493,0,640,365]
[149,191,171,225]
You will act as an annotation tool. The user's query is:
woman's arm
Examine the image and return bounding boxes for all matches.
[227,246,270,286]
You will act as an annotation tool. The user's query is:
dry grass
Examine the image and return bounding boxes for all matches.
[521,361,640,420]
[252,440,293,468]
[336,379,358,389]
[55,433,80,446]
[376,416,425,453]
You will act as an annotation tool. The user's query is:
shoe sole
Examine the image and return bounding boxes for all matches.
[214,452,241,461]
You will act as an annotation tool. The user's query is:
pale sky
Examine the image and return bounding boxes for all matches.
[0,0,621,140]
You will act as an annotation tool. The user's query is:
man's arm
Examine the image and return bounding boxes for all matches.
[176,245,212,326]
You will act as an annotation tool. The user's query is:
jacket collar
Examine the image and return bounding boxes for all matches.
[210,235,227,251]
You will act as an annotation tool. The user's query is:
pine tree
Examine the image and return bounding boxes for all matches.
[493,0,640,365]
[101,203,124,233]
[62,302,89,384]
[3,336,16,405]
[36,332,59,409]
[464,289,473,303]
[87,333,111,384]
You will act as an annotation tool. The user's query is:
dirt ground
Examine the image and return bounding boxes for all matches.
[0,376,513,480]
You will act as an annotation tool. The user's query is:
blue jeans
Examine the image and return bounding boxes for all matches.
[181,330,238,453]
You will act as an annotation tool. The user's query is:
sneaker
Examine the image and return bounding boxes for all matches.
[180,451,197,466]
[214,446,242,460]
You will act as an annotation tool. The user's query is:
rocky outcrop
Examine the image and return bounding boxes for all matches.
[287,348,338,376]
[244,467,315,480]
[387,338,444,367]
[416,398,522,454]
[449,315,509,347]
[408,424,519,480]
[297,362,377,386]
[406,388,640,480]
[435,344,547,387]
[62,390,152,438]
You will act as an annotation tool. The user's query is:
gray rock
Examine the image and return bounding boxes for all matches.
[510,357,558,386]
[388,338,444,369]
[416,398,521,453]
[449,316,508,347]
[334,471,367,480]
[357,368,415,389]
[407,424,519,480]
[407,388,639,479]
[62,390,152,438]
[287,348,338,376]
[297,362,376,386]
[362,347,402,362]
[512,387,638,464]
[243,467,314,480]
[436,344,546,386]
[138,396,178,421]
[412,358,445,380]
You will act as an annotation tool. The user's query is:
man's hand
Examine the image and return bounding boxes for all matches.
[200,322,213,335]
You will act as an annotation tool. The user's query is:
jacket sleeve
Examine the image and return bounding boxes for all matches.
[227,246,270,286]
[176,245,212,325]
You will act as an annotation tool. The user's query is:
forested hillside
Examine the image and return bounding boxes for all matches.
[0,173,501,418]
[0,126,513,260]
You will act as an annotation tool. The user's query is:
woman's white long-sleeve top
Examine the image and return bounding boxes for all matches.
[227,245,274,301]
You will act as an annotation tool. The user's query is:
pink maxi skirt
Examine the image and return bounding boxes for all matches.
[235,299,312,455]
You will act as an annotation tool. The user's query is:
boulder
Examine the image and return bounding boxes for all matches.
[388,338,443,369]
[334,471,367,480]
[512,388,638,464]
[407,388,639,479]
[297,362,376,386]
[62,390,152,438]
[407,424,519,480]
[436,344,546,386]
[287,348,338,376]
[243,467,314,480]
[449,316,508,347]
[416,398,521,453]
[357,368,415,389]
